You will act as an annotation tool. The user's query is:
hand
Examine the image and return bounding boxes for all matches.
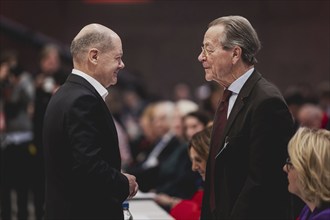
[154,193,181,208]
[123,173,139,199]
[154,193,172,207]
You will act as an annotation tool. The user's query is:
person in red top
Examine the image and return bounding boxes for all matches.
[155,126,212,220]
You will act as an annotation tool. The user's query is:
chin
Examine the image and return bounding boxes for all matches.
[109,80,117,86]
[205,74,213,81]
[288,185,298,195]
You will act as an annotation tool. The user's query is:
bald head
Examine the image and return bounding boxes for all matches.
[70,23,118,64]
[70,23,125,88]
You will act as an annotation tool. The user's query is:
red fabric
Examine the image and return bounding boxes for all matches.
[321,112,329,129]
[170,190,203,220]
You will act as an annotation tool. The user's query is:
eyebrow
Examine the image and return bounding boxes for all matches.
[203,42,215,49]
[115,52,123,57]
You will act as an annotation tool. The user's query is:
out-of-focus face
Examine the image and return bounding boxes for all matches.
[283,158,301,197]
[172,109,184,139]
[184,116,206,141]
[95,35,125,88]
[297,105,323,129]
[198,25,234,87]
[140,114,156,142]
[40,49,60,75]
[153,108,170,138]
[189,147,206,181]
[0,62,10,81]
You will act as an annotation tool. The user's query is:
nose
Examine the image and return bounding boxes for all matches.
[120,60,125,69]
[198,51,205,62]
[282,164,287,173]
[191,161,199,172]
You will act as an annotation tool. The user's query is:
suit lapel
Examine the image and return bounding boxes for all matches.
[216,70,262,157]
[67,74,98,96]
[66,74,117,133]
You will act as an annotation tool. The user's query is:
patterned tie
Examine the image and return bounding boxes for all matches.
[209,89,232,211]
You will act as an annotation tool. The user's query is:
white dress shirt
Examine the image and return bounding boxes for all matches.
[72,69,108,101]
[227,68,254,118]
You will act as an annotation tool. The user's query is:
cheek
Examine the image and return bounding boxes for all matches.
[109,63,117,72]
[213,56,231,76]
[213,60,224,74]
[201,161,207,173]
[105,61,115,70]
[288,172,299,194]
[191,160,198,171]
[196,124,205,133]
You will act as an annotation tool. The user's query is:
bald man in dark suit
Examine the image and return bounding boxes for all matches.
[43,23,138,220]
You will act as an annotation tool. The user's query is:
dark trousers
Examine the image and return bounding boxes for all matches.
[31,151,45,220]
[0,142,32,220]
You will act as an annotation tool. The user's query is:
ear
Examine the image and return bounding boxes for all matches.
[232,46,242,64]
[88,48,99,65]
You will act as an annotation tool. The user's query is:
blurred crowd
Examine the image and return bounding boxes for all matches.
[0,45,329,220]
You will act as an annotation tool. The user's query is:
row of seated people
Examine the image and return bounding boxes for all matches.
[125,101,212,201]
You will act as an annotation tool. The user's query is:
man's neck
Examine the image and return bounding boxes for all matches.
[232,64,254,81]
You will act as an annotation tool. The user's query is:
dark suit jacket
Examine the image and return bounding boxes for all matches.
[127,134,181,192]
[43,74,129,220]
[201,70,294,219]
[156,142,201,199]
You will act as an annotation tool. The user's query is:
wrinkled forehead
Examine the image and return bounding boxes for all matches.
[203,25,225,46]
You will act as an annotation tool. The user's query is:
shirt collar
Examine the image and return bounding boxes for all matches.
[228,67,254,95]
[72,69,108,101]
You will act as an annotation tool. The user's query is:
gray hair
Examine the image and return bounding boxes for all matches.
[209,15,261,65]
[40,44,60,61]
[70,28,113,63]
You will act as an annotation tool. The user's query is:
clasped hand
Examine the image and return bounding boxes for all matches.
[123,173,139,199]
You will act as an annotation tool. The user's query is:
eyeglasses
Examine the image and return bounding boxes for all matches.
[285,157,294,172]
[201,46,215,57]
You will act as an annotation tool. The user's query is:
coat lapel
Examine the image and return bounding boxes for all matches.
[66,74,117,133]
[216,70,262,157]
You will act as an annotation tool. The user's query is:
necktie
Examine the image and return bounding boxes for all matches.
[209,89,232,211]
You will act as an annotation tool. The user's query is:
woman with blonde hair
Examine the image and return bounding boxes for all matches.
[283,127,330,219]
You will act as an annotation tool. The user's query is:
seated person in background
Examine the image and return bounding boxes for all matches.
[283,127,330,220]
[129,103,158,165]
[155,126,212,220]
[297,104,324,129]
[183,110,212,141]
[128,101,198,198]
[171,99,198,142]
